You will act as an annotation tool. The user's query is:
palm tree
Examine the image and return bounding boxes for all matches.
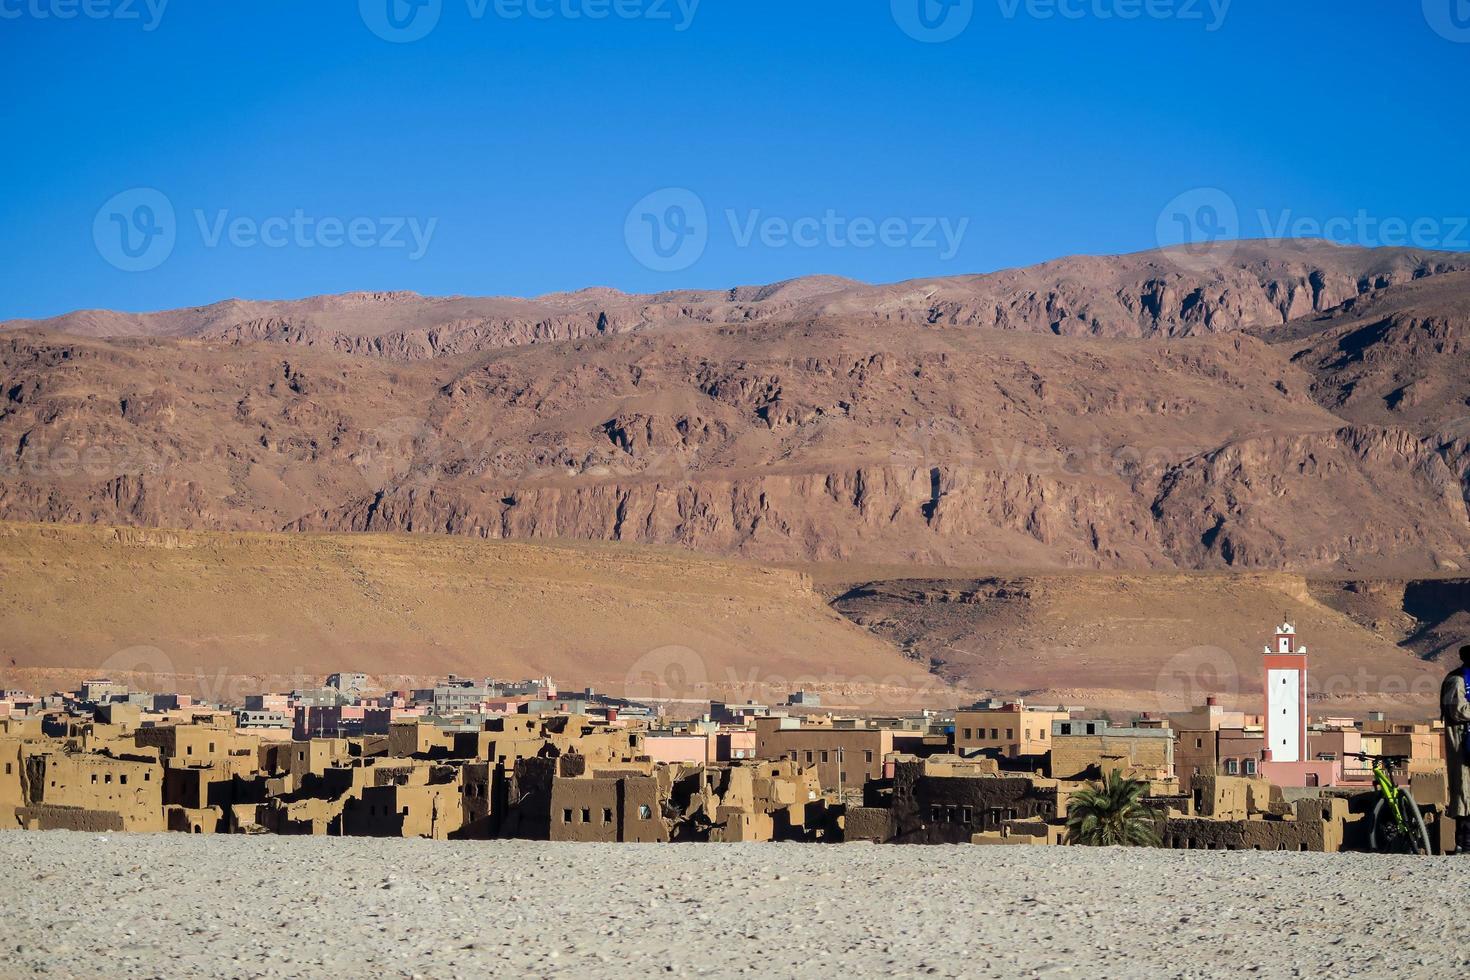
[1065,770,1160,847]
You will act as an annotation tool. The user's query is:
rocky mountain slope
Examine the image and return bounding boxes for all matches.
[2,240,1468,576]
[8,240,1466,356]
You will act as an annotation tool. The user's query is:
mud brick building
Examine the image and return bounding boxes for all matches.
[753,717,894,795]
[882,756,1062,844]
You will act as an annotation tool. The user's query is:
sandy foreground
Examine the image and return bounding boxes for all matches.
[2,832,1467,980]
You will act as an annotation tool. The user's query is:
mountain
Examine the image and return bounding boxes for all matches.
[3,241,1468,576]
[8,240,1466,357]
[6,238,1470,710]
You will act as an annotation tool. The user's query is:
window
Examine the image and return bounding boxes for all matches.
[805,751,813,763]
[602,808,613,824]
[563,809,573,823]
[105,774,113,784]
[400,806,409,816]
[1005,729,1013,740]
[820,751,829,763]
[208,742,215,753]
[1060,724,1072,735]
[1224,759,1239,775]
[3,763,9,775]
[144,772,151,782]
[91,773,98,784]
[186,746,193,755]
[581,808,591,823]
[1195,738,1204,749]
[865,751,873,764]
[1243,760,1257,775]
[637,805,652,820]
[963,728,972,740]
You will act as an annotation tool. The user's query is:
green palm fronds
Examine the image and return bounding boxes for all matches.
[1065,770,1160,847]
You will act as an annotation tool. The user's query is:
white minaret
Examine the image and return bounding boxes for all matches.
[1262,622,1308,763]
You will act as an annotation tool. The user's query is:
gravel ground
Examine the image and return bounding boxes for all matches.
[3,831,1467,979]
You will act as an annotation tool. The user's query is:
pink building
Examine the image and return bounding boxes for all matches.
[1309,726,1369,783]
[717,730,757,761]
[644,733,713,765]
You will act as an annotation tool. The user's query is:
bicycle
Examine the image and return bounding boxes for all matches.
[1345,751,1433,855]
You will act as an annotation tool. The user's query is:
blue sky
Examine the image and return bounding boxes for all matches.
[1,0,1466,318]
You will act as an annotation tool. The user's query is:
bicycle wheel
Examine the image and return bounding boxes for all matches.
[1364,799,1399,852]
[1369,795,1433,855]
[1399,793,1433,856]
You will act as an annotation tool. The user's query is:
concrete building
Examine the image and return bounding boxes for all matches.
[1049,720,1174,781]
[710,701,773,725]
[325,673,369,697]
[954,702,1069,758]
[237,710,291,730]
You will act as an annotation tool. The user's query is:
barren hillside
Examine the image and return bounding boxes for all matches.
[0,522,926,705]
[828,572,1457,715]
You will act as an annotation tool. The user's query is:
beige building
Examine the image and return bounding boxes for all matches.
[954,703,1069,757]
[18,752,165,832]
[1049,720,1174,781]
[753,717,893,794]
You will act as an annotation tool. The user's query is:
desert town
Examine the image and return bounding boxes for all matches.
[1,623,1461,854]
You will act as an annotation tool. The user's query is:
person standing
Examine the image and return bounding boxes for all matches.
[1441,644,1470,854]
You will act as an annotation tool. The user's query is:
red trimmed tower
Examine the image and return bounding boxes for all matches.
[1262,622,1308,763]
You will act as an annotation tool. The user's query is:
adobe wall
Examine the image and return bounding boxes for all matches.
[844,806,893,843]
[18,805,126,833]
[891,761,1060,844]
